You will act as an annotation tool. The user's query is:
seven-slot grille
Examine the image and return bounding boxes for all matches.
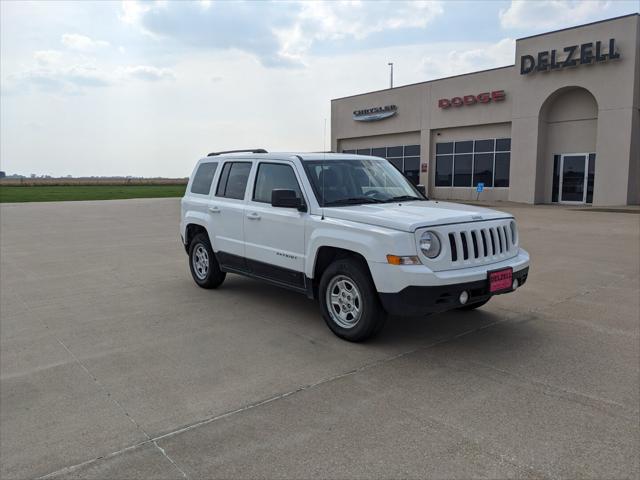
[448,224,514,262]
[418,218,517,272]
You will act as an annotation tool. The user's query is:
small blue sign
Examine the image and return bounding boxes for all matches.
[476,182,485,193]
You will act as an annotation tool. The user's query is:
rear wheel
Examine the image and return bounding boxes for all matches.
[457,298,490,311]
[188,233,226,289]
[319,258,385,342]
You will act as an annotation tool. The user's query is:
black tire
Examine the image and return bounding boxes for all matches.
[457,297,490,311]
[318,258,385,342]
[188,233,226,289]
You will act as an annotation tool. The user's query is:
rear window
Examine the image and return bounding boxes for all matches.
[190,162,218,195]
[216,162,252,200]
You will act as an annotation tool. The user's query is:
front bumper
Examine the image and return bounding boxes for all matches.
[379,266,528,316]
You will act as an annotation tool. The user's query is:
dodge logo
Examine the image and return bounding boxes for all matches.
[438,90,506,109]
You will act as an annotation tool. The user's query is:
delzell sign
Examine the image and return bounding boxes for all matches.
[438,90,505,109]
[520,38,620,75]
[353,105,397,122]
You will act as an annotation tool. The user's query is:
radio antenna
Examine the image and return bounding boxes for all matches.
[321,118,326,220]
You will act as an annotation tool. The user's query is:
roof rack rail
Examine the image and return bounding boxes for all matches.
[207,149,268,157]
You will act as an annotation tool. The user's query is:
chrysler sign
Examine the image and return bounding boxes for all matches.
[353,105,397,122]
[520,38,620,75]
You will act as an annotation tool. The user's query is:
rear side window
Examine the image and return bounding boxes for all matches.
[253,163,302,203]
[216,162,252,200]
[190,162,218,195]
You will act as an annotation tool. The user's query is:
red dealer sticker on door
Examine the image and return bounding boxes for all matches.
[488,267,513,293]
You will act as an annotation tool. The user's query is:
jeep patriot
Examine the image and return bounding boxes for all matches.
[181,149,529,341]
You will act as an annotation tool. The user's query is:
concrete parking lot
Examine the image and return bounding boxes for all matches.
[1,198,638,479]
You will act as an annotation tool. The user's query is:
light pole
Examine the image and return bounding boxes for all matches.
[388,62,394,89]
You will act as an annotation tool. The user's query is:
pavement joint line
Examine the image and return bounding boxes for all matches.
[15,295,192,480]
[53,338,191,479]
[24,281,637,479]
[36,315,512,479]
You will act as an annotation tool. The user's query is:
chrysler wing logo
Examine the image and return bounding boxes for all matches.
[353,105,397,122]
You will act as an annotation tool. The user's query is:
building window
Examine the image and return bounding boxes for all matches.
[453,154,472,186]
[586,153,595,204]
[473,153,493,187]
[435,137,511,188]
[494,152,510,187]
[341,144,421,185]
[435,155,453,186]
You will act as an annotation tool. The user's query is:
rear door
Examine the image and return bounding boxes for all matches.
[244,161,307,289]
[210,160,253,270]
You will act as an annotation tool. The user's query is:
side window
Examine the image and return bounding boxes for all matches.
[215,162,252,200]
[190,162,218,195]
[253,163,302,203]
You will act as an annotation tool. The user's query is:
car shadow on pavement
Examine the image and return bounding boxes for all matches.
[206,273,537,351]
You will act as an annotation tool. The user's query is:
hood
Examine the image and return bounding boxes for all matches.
[322,201,511,232]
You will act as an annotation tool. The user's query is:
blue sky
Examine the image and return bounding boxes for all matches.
[1,0,638,177]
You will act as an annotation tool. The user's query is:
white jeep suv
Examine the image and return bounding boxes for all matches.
[180,149,529,342]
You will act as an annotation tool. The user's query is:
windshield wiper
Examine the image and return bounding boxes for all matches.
[324,197,385,206]
[385,195,424,203]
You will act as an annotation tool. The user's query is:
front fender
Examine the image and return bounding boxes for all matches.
[305,217,416,284]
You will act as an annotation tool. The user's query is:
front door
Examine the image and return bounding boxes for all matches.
[243,161,307,290]
[559,154,588,203]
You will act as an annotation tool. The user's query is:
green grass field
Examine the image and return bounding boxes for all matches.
[0,185,187,203]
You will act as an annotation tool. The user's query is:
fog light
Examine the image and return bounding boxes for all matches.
[512,278,519,290]
[459,291,469,305]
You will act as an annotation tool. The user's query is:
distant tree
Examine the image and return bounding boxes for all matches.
[0,171,5,178]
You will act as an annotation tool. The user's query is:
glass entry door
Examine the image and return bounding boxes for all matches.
[559,154,588,203]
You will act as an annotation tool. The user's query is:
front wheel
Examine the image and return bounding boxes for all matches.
[188,233,226,289]
[319,258,385,342]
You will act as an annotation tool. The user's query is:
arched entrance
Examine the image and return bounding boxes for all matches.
[538,87,598,204]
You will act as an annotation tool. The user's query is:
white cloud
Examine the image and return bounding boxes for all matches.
[8,54,174,95]
[33,50,63,65]
[294,1,443,41]
[119,65,175,81]
[274,1,444,63]
[61,33,110,51]
[499,0,611,30]
[421,38,516,79]
[7,64,111,96]
[119,1,444,67]
[119,0,153,25]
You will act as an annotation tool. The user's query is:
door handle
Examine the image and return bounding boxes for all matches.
[246,212,261,220]
[208,206,221,213]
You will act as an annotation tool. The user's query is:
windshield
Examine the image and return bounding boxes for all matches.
[302,158,425,207]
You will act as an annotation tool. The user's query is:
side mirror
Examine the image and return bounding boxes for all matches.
[416,184,426,196]
[271,189,306,212]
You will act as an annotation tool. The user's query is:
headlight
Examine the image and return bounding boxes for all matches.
[419,231,441,258]
[510,220,518,245]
